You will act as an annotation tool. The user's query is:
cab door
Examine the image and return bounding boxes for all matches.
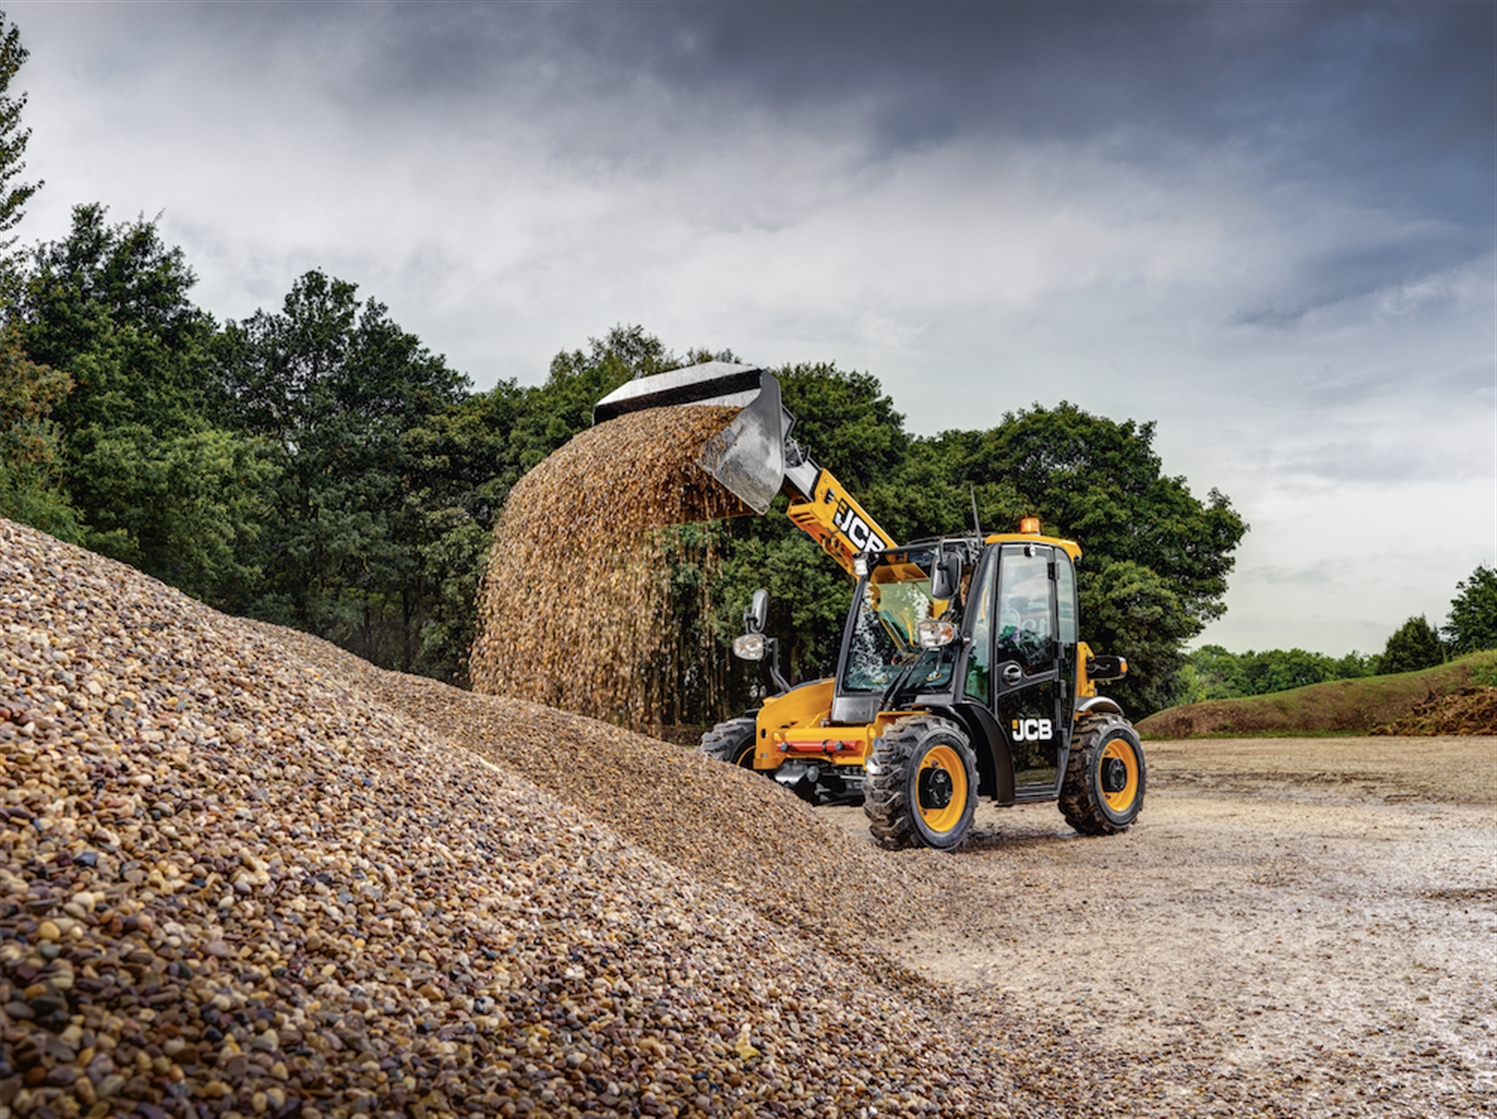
[991,543,1066,799]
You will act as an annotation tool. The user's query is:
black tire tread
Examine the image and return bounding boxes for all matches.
[864,715,978,851]
[1059,713,1145,835]
[698,717,757,768]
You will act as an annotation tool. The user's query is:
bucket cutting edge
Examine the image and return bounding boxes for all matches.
[593,363,789,515]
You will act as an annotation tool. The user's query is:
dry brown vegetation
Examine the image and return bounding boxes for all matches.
[1373,686,1497,735]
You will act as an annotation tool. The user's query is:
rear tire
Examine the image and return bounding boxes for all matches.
[864,716,978,850]
[698,717,757,768]
[1060,714,1145,835]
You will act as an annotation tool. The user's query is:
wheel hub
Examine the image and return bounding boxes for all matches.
[919,766,954,810]
[1102,756,1129,794]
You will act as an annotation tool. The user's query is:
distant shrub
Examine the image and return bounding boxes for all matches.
[1381,616,1445,676]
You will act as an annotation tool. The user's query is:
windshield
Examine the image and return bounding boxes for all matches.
[840,548,962,698]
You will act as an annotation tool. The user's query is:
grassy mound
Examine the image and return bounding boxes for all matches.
[1136,650,1497,739]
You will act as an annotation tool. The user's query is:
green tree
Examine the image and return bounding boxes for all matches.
[1380,615,1445,675]
[14,205,276,602]
[20,204,215,415]
[920,402,1247,716]
[1181,645,1377,702]
[1181,644,1248,701]
[0,9,40,263]
[0,323,77,538]
[210,269,470,668]
[401,379,530,683]
[1442,565,1497,655]
[72,424,277,593]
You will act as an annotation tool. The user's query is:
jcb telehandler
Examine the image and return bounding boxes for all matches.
[594,363,1145,850]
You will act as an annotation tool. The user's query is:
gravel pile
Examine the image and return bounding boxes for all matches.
[0,518,1017,1119]
[266,623,973,957]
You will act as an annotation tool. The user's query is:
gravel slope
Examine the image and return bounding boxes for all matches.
[6,517,1492,1119]
[0,519,1011,1119]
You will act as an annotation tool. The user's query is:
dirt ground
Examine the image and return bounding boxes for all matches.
[822,736,1497,1115]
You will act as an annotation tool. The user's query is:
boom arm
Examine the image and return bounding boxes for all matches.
[782,454,892,577]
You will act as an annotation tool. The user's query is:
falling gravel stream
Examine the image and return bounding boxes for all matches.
[469,405,748,731]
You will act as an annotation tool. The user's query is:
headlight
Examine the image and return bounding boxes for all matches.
[733,633,768,661]
[917,619,956,649]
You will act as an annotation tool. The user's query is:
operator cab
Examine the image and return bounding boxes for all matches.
[832,522,1083,803]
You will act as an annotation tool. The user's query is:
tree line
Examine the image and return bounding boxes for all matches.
[0,203,1254,718]
[1181,569,1497,703]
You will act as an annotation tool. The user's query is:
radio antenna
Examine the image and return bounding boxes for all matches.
[969,484,982,537]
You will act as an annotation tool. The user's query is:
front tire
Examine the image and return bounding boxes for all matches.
[864,716,979,850]
[1059,714,1146,835]
[698,717,757,768]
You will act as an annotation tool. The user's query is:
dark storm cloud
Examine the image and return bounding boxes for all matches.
[188,2,1492,161]
[336,1,1493,182]
[206,0,1489,324]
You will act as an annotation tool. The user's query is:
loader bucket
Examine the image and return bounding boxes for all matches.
[592,363,789,514]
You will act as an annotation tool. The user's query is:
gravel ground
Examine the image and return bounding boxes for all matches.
[826,737,1497,1118]
[4,516,1494,1118]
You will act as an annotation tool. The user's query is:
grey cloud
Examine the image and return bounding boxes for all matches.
[157,3,1492,167]
[1238,560,1340,588]
[1232,233,1482,330]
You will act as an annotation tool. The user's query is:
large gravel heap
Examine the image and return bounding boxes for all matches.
[0,518,1014,1119]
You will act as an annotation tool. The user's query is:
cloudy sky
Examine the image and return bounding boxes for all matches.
[10,0,1494,656]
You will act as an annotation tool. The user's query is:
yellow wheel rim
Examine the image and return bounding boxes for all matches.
[917,744,968,834]
[1099,739,1140,812]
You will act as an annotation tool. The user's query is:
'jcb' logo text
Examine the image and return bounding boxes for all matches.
[831,500,888,552]
[1011,718,1053,742]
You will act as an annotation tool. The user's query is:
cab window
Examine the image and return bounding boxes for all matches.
[996,546,1053,671]
[963,551,997,703]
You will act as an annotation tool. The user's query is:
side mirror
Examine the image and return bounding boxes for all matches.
[744,588,769,634]
[930,553,962,602]
[736,589,791,695]
[1087,654,1128,682]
